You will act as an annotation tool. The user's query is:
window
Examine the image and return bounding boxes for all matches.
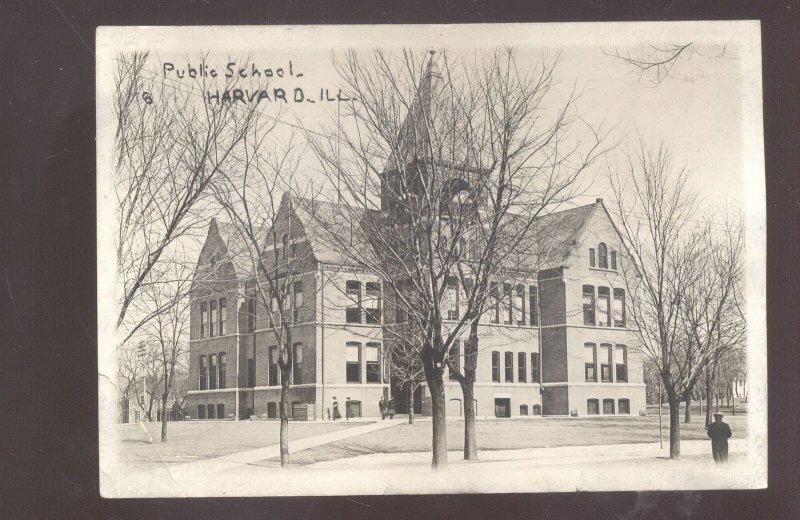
[600,344,612,382]
[217,404,225,419]
[584,343,597,382]
[615,345,628,382]
[282,234,288,260]
[531,352,540,383]
[200,303,208,338]
[267,402,277,419]
[365,282,382,324]
[448,342,460,381]
[246,297,256,332]
[446,278,459,321]
[598,243,608,269]
[514,285,525,325]
[293,281,304,322]
[504,351,514,382]
[489,283,500,323]
[583,285,595,326]
[520,405,529,416]
[613,289,626,327]
[269,292,278,328]
[208,403,216,419]
[199,355,208,390]
[491,351,500,382]
[529,286,539,326]
[209,353,217,389]
[198,404,206,419]
[209,300,217,337]
[597,287,610,327]
[247,357,254,388]
[587,399,599,415]
[219,352,226,389]
[366,342,381,383]
[611,250,617,270]
[589,248,596,267]
[290,242,298,259]
[346,280,361,323]
[618,398,630,414]
[346,342,361,383]
[293,343,303,384]
[518,352,527,382]
[603,398,615,414]
[268,346,278,386]
[219,298,227,335]
[504,283,513,324]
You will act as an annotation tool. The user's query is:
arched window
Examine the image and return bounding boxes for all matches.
[598,243,608,269]
[584,343,597,381]
[603,398,615,414]
[491,351,500,382]
[618,399,630,414]
[520,404,529,416]
[587,399,599,415]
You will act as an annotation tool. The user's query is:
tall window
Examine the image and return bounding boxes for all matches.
[518,352,527,382]
[268,346,278,386]
[346,342,361,383]
[587,399,599,415]
[198,404,206,419]
[491,351,500,382]
[293,281,304,322]
[504,283,513,324]
[346,280,361,323]
[489,283,499,323]
[610,251,618,270]
[218,352,226,389]
[597,287,610,327]
[583,285,595,326]
[600,343,612,382]
[200,303,208,338]
[618,398,630,414]
[448,342,460,381]
[365,342,381,383]
[246,297,256,333]
[209,300,217,337]
[293,343,303,384]
[247,357,255,387]
[613,289,626,327]
[365,282,382,324]
[446,278,459,320]
[219,298,227,335]
[217,404,225,419]
[208,353,217,389]
[584,343,596,382]
[531,352,540,383]
[282,234,288,260]
[514,285,525,325]
[208,403,216,419]
[603,398,615,414]
[598,243,608,269]
[589,248,596,267]
[504,351,514,382]
[199,355,208,390]
[529,286,539,326]
[615,345,628,382]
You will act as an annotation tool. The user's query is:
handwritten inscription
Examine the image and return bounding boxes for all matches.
[161,61,353,105]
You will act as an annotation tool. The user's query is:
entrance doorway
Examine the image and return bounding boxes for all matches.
[346,400,362,419]
[494,398,511,418]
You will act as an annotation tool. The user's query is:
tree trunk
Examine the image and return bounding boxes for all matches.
[705,365,715,428]
[699,391,703,415]
[160,393,169,442]
[407,384,415,424]
[461,373,478,460]
[684,393,691,423]
[280,368,290,468]
[732,383,736,416]
[668,397,682,459]
[427,374,448,470]
[726,387,730,408]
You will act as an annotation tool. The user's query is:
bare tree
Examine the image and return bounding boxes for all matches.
[385,333,425,424]
[303,48,613,468]
[114,51,260,340]
[609,141,745,459]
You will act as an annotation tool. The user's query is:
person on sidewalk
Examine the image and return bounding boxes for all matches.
[379,396,387,420]
[707,412,732,463]
[332,397,341,421]
[386,397,396,420]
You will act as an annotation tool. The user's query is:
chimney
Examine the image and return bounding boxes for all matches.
[595,198,603,204]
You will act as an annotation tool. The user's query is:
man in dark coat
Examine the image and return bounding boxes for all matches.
[707,413,732,463]
[386,397,396,420]
[379,396,387,420]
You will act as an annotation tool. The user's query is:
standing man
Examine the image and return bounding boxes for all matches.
[707,412,732,463]
[379,396,387,420]
[387,396,396,420]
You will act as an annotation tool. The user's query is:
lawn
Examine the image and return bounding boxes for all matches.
[114,420,370,468]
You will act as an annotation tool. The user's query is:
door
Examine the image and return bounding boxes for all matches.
[494,398,511,418]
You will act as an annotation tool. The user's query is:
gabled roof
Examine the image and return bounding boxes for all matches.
[528,202,598,269]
